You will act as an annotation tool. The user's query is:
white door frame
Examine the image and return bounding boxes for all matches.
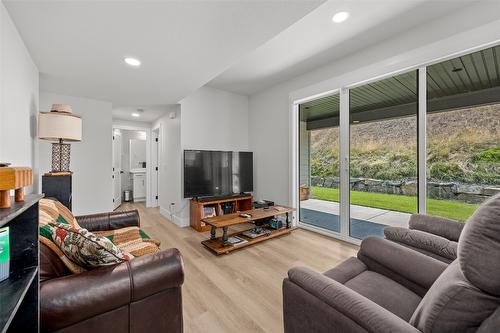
[112,124,154,207]
[112,129,122,210]
[151,127,160,208]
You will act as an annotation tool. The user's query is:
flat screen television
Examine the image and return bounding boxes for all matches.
[183,150,253,198]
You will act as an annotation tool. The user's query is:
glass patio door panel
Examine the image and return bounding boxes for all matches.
[348,71,418,239]
[426,45,500,222]
[298,93,341,233]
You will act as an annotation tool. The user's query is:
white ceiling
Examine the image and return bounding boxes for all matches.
[209,0,474,95]
[3,0,324,105]
[112,105,172,123]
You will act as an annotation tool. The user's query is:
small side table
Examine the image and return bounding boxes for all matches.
[42,173,72,210]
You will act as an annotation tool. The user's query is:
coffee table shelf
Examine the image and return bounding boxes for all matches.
[202,226,296,255]
[201,205,296,255]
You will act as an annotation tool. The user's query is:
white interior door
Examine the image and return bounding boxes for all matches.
[112,130,122,209]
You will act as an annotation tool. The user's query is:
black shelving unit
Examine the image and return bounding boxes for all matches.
[0,194,42,333]
[42,174,72,210]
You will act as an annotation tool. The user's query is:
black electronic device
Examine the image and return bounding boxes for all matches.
[184,150,253,198]
[253,200,274,209]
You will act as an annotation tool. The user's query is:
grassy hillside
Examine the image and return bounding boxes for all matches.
[310,107,500,185]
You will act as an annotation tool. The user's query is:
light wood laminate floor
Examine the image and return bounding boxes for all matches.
[118,202,358,333]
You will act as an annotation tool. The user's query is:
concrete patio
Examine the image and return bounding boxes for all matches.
[299,199,411,239]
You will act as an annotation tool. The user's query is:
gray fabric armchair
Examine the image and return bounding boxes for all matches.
[384,214,465,263]
[283,193,500,333]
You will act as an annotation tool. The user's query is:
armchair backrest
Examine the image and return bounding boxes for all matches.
[410,194,500,333]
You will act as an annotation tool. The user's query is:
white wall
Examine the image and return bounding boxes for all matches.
[0,3,39,192]
[152,105,183,225]
[153,87,250,226]
[39,92,113,215]
[180,86,249,151]
[248,3,500,207]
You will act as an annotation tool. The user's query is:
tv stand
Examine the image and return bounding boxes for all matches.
[190,194,253,232]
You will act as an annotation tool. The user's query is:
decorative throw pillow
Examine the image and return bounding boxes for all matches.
[48,223,132,269]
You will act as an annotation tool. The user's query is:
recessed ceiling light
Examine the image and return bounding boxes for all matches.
[124,57,141,67]
[131,113,140,117]
[332,11,349,23]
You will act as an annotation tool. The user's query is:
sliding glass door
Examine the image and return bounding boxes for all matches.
[298,93,341,233]
[349,71,418,239]
[426,45,500,221]
[296,43,500,242]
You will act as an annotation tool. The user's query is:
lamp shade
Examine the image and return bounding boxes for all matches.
[38,111,82,142]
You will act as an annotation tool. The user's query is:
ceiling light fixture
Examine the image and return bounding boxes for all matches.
[131,113,140,117]
[124,57,141,67]
[332,11,349,23]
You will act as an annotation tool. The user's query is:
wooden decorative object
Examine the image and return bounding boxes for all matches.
[0,167,33,208]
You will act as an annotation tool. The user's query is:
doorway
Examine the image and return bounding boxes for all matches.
[111,125,152,209]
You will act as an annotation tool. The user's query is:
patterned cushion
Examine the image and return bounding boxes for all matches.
[48,223,132,268]
[39,198,161,273]
[94,227,161,257]
[39,198,79,227]
[39,198,86,273]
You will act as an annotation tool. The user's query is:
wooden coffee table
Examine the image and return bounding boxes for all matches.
[201,206,296,255]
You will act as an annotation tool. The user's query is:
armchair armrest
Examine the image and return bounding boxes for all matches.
[384,226,457,261]
[286,267,421,333]
[41,248,183,332]
[409,214,464,242]
[75,209,140,231]
[358,237,447,295]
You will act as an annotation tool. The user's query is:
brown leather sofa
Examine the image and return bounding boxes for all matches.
[40,210,184,333]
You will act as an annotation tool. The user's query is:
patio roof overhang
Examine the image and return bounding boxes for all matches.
[300,45,500,131]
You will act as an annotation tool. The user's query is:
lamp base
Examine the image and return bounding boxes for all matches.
[51,141,71,172]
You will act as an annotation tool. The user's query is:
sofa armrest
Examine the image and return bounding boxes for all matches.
[41,248,183,332]
[358,237,447,294]
[75,210,140,231]
[384,226,458,261]
[286,267,421,333]
[409,214,464,242]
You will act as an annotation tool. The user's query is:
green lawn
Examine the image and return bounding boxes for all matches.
[310,186,479,222]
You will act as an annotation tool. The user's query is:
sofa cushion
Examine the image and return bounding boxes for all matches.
[48,223,132,268]
[344,270,421,321]
[40,242,71,282]
[458,193,500,296]
[410,261,500,333]
[384,227,457,261]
